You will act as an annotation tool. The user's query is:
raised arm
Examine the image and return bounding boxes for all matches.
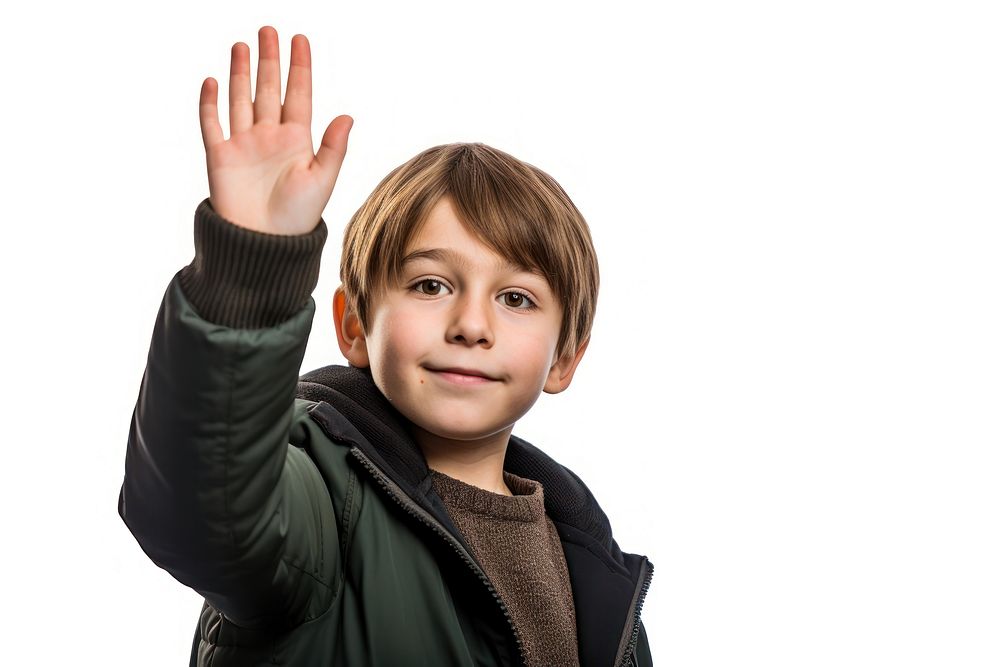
[119,26,351,628]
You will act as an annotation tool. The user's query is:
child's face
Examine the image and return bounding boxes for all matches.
[336,196,586,448]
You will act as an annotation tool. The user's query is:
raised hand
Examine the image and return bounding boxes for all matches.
[198,26,353,236]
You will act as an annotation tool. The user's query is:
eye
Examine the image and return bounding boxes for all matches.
[412,278,451,296]
[499,290,537,310]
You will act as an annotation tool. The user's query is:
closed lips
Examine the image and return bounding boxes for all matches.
[427,367,498,380]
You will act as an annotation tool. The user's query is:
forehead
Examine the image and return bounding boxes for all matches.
[402,196,536,276]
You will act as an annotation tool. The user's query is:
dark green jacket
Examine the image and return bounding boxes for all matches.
[119,198,654,666]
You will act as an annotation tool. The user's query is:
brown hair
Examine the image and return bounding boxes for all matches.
[339,142,599,358]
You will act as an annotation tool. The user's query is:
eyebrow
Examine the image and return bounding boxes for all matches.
[401,247,539,277]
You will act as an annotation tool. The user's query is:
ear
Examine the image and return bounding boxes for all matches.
[333,286,370,368]
[543,337,590,394]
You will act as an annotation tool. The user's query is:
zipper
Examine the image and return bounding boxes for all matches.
[348,447,528,667]
[614,557,654,667]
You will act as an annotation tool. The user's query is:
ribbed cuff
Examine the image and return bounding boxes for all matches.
[178,197,329,329]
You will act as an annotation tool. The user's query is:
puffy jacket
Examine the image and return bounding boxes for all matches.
[119,199,654,666]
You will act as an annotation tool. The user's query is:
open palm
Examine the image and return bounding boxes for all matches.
[199,26,352,236]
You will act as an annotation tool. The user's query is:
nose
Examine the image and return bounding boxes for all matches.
[446,293,494,347]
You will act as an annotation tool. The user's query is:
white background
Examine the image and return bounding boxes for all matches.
[2,0,998,664]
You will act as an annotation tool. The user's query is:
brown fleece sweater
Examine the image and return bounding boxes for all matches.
[430,468,580,667]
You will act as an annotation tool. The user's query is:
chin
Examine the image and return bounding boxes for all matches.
[415,416,512,443]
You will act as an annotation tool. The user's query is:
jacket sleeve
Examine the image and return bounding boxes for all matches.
[118,197,339,629]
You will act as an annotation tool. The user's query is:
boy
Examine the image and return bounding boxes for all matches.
[119,25,653,667]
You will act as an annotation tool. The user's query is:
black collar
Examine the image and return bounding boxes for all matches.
[297,364,616,544]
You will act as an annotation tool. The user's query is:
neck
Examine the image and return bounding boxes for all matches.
[413,425,514,496]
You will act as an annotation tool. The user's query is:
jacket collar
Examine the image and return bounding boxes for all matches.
[296,364,651,667]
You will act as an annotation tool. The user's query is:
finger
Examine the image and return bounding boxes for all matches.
[229,42,253,135]
[314,115,353,187]
[253,25,282,125]
[199,78,224,149]
[281,34,312,128]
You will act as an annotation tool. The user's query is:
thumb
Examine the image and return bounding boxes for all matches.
[314,114,353,188]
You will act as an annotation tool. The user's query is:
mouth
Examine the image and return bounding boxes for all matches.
[424,366,500,384]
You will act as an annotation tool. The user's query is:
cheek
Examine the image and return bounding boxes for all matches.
[367,306,430,382]
[506,326,559,381]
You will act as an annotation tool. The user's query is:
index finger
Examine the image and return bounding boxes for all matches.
[281,34,312,128]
